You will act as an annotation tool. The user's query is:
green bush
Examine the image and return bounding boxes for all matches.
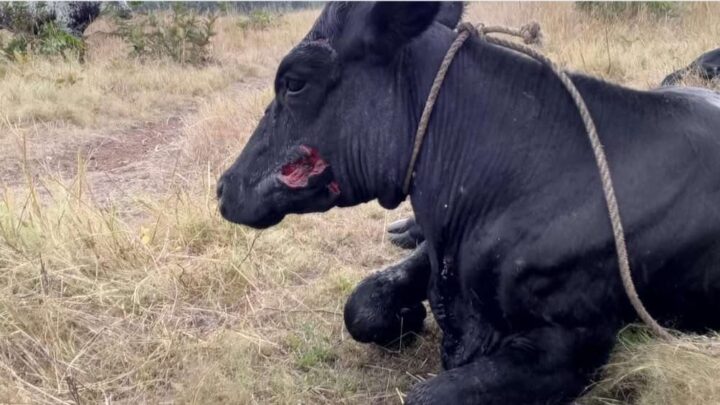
[36,22,85,56]
[576,2,680,19]
[0,2,39,34]
[0,2,86,61]
[238,9,280,31]
[1,23,85,61]
[113,5,217,66]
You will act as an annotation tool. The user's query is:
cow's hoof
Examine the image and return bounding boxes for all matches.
[405,377,467,405]
[387,217,424,249]
[344,296,426,347]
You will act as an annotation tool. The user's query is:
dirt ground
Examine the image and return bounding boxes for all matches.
[0,77,268,219]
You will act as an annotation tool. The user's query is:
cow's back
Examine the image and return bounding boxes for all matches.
[484,83,720,332]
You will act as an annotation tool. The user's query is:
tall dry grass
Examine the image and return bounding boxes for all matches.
[466,2,720,89]
[1,3,720,404]
[0,10,317,129]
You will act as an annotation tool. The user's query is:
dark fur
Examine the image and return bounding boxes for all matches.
[344,243,430,346]
[218,3,720,404]
[661,47,720,86]
[66,2,101,36]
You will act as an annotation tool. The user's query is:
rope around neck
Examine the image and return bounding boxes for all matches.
[403,22,674,341]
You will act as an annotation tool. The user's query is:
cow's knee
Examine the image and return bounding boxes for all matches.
[344,243,431,346]
[344,295,426,346]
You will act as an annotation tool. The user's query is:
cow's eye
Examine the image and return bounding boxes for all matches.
[286,78,306,94]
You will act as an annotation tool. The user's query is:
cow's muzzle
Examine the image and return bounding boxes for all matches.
[217,145,341,229]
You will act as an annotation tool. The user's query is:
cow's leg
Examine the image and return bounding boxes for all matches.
[387,217,425,249]
[344,243,431,346]
[405,324,617,405]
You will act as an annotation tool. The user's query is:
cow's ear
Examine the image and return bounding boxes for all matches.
[367,2,441,60]
[436,2,465,29]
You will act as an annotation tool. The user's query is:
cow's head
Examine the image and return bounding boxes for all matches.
[217,2,463,228]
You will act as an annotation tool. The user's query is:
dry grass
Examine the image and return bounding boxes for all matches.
[581,328,720,405]
[1,3,720,405]
[466,2,720,89]
[0,11,316,129]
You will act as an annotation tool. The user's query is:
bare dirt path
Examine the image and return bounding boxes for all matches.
[1,77,269,215]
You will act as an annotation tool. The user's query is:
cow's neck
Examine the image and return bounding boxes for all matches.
[345,24,459,211]
[401,31,521,248]
[404,33,613,251]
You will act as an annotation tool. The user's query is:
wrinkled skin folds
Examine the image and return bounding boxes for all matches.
[218,2,720,404]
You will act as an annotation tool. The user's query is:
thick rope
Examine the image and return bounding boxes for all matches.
[402,28,472,194]
[478,22,543,45]
[403,22,674,341]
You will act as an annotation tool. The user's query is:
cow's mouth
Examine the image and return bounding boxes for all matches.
[279,145,341,195]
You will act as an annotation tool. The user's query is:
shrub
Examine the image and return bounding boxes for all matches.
[0,2,86,61]
[238,9,280,31]
[0,2,39,35]
[113,5,217,66]
[1,22,85,61]
[36,21,85,56]
[576,2,680,19]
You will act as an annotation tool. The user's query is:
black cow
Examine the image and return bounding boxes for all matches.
[217,3,720,404]
[661,47,720,86]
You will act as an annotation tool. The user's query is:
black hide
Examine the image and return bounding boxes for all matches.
[218,3,720,404]
[661,47,720,86]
